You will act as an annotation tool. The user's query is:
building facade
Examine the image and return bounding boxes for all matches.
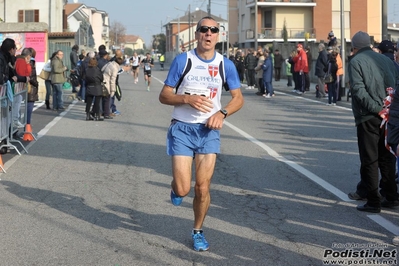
[0,0,67,32]
[65,3,110,50]
[229,0,383,49]
[164,9,227,57]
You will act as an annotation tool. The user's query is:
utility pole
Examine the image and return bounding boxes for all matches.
[340,0,346,98]
[382,0,388,40]
[208,0,211,16]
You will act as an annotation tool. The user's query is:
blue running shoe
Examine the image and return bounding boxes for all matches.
[192,231,209,251]
[113,110,121,115]
[170,190,183,206]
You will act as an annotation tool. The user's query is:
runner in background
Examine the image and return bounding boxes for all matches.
[130,52,140,84]
[140,53,154,91]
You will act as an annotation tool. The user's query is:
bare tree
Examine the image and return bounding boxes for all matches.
[109,21,126,47]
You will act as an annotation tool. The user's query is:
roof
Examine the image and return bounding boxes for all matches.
[64,3,84,17]
[48,32,76,38]
[124,35,142,44]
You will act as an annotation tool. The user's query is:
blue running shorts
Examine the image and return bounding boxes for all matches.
[167,120,220,156]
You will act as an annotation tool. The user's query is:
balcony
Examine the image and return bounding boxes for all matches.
[246,27,316,40]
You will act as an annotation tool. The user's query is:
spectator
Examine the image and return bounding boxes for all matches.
[347,31,398,212]
[26,47,39,126]
[288,50,298,92]
[324,51,338,106]
[102,56,123,119]
[285,58,293,87]
[70,44,79,93]
[262,51,274,98]
[292,44,308,95]
[305,46,312,91]
[14,48,32,128]
[334,47,344,101]
[235,50,245,83]
[315,43,328,98]
[327,31,337,47]
[273,49,283,81]
[50,50,67,111]
[244,48,257,89]
[109,49,123,116]
[84,57,103,121]
[76,53,86,101]
[254,50,265,96]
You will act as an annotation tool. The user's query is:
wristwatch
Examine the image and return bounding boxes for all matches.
[219,109,228,118]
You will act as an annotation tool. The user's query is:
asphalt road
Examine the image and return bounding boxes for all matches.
[0,68,397,266]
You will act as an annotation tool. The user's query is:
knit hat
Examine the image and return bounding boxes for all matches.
[378,40,394,53]
[351,31,370,49]
[297,44,303,49]
[328,31,334,37]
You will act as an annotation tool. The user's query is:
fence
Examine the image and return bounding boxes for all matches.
[0,81,31,166]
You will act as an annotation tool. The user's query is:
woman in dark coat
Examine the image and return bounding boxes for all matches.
[324,52,338,105]
[84,57,103,121]
[27,47,39,125]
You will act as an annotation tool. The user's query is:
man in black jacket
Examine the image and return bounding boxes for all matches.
[315,43,328,98]
[244,48,257,89]
[70,44,79,93]
[273,49,283,81]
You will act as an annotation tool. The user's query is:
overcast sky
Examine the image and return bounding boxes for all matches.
[77,0,398,46]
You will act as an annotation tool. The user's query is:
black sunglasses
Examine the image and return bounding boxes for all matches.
[197,26,219,34]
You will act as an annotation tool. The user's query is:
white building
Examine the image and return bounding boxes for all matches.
[0,0,67,32]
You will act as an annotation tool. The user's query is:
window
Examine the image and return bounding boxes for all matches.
[18,10,39,22]
[264,10,272,29]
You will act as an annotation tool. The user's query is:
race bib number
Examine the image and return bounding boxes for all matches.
[181,87,210,98]
[145,63,151,70]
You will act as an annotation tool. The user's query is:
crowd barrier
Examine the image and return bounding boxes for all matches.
[0,81,32,162]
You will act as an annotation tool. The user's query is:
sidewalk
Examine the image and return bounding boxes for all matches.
[242,78,351,106]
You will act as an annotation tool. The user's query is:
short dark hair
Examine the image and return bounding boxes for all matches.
[196,16,216,31]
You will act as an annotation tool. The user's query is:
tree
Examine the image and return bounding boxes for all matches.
[282,18,288,43]
[124,47,133,56]
[152,33,166,54]
[109,21,126,47]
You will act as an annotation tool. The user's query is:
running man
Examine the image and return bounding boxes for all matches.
[159,16,244,251]
[130,52,140,84]
[141,53,154,91]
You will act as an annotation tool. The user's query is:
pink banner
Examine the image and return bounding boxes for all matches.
[25,33,46,62]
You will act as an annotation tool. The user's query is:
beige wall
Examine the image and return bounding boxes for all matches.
[332,0,350,10]
[367,0,382,42]
[275,7,312,30]
[0,0,64,32]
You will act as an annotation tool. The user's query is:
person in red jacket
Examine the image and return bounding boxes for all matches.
[14,48,32,128]
[292,44,308,95]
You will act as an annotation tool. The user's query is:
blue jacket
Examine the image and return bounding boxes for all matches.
[262,56,273,82]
